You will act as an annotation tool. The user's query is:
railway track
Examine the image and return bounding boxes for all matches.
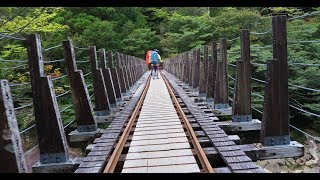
[76,71,266,173]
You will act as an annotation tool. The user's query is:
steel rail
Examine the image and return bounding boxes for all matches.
[161,72,214,173]
[103,76,151,173]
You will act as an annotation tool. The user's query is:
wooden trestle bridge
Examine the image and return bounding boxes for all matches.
[0,14,304,173]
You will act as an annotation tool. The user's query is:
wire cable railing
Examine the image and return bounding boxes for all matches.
[289,104,320,118]
[0,59,28,63]
[251,45,273,49]
[63,118,76,129]
[253,90,320,118]
[74,46,89,50]
[252,105,320,142]
[9,81,31,87]
[287,11,320,21]
[289,83,320,93]
[76,60,90,63]
[288,40,320,44]
[227,36,240,42]
[251,77,266,83]
[0,33,26,40]
[1,65,27,70]
[56,90,70,98]
[42,44,62,52]
[59,104,73,113]
[43,59,64,64]
[52,74,67,81]
[227,63,236,67]
[14,102,33,110]
[19,124,36,135]
[83,72,92,77]
[228,75,235,81]
[250,29,272,35]
[288,62,320,67]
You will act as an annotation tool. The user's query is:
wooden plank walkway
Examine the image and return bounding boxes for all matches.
[122,75,200,173]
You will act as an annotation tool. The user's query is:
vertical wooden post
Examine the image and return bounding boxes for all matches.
[26,34,69,166]
[204,45,209,95]
[115,53,128,95]
[208,41,218,100]
[179,55,183,80]
[63,40,98,142]
[107,51,122,103]
[133,57,137,83]
[194,48,200,90]
[99,49,117,108]
[214,38,229,109]
[135,57,139,82]
[174,57,177,77]
[175,55,178,77]
[181,54,185,82]
[175,57,179,79]
[126,55,133,87]
[133,57,138,84]
[261,14,290,146]
[131,56,136,85]
[188,52,192,86]
[191,50,196,90]
[183,53,188,83]
[130,57,136,84]
[0,80,28,173]
[199,45,208,97]
[232,29,252,122]
[121,54,130,90]
[89,46,111,114]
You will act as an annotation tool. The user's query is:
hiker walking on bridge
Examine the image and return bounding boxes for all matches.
[150,49,161,79]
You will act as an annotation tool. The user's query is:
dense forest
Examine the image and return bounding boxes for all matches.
[0,7,319,150]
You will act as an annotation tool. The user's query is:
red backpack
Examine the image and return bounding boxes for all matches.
[145,50,152,64]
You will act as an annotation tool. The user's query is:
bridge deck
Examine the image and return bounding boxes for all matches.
[122,75,200,173]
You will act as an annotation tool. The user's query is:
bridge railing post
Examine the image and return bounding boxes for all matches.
[173,57,177,76]
[190,49,196,92]
[27,34,76,172]
[176,57,179,77]
[199,45,209,98]
[121,54,130,92]
[89,46,111,116]
[135,58,140,79]
[182,53,188,84]
[171,57,174,76]
[187,52,192,87]
[177,56,180,79]
[173,57,175,75]
[0,80,28,173]
[133,57,139,85]
[261,14,290,146]
[232,29,252,122]
[63,40,100,143]
[126,55,133,88]
[179,55,183,81]
[115,53,128,97]
[131,56,137,84]
[107,51,123,104]
[207,41,218,106]
[213,38,232,115]
[194,48,200,92]
[168,58,171,74]
[132,56,138,85]
[99,49,117,110]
